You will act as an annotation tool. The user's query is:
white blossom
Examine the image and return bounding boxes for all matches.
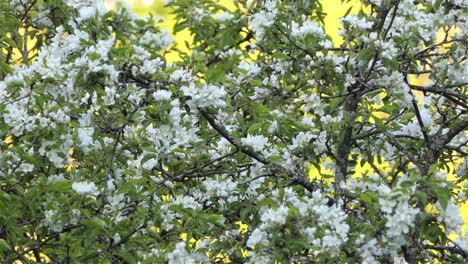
[72,181,98,196]
[153,90,172,101]
[260,205,289,228]
[241,134,269,152]
[142,158,158,170]
[141,29,174,50]
[181,83,227,108]
[249,1,277,40]
[436,199,464,234]
[238,61,261,80]
[246,228,269,248]
[44,210,63,232]
[340,15,373,30]
[215,12,234,23]
[78,127,94,153]
[1,0,467,262]
[291,20,325,38]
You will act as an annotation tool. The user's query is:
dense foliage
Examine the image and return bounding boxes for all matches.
[0,0,467,263]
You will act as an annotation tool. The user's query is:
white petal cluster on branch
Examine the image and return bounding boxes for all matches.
[0,0,467,263]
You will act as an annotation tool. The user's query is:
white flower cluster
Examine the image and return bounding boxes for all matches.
[309,204,349,256]
[246,228,270,248]
[2,0,467,262]
[436,199,464,234]
[370,71,413,109]
[215,11,235,28]
[300,92,322,115]
[170,68,194,82]
[238,61,262,81]
[44,210,64,232]
[203,176,239,205]
[77,127,95,153]
[191,7,208,23]
[140,30,174,50]
[290,132,314,150]
[291,20,325,38]
[249,0,278,41]
[381,196,420,248]
[339,14,373,31]
[165,242,201,264]
[345,176,423,252]
[72,181,98,197]
[357,237,382,263]
[172,195,202,211]
[140,57,163,75]
[246,188,351,259]
[181,83,227,108]
[259,205,289,229]
[215,12,234,22]
[394,119,423,138]
[241,134,269,152]
[374,39,398,60]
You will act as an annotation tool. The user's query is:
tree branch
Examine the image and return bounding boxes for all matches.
[199,108,271,165]
[334,93,359,191]
[199,108,318,192]
[423,245,468,260]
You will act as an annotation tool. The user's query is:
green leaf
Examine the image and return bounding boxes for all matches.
[415,191,428,205]
[382,58,399,71]
[360,192,378,204]
[0,62,12,74]
[240,207,250,222]
[358,48,375,64]
[433,186,450,210]
[343,6,353,17]
[85,218,107,234]
[400,180,414,189]
[433,0,442,9]
[422,221,445,243]
[99,258,112,264]
[0,239,9,253]
[257,197,276,207]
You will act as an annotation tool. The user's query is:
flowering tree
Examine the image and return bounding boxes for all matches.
[1,0,467,263]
